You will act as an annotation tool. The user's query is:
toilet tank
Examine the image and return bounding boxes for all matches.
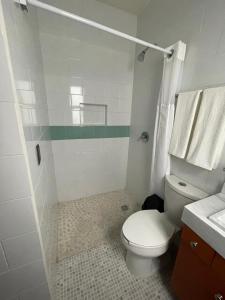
[165,175,208,228]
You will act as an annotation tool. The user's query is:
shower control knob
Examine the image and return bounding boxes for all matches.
[214,293,223,300]
[138,132,149,143]
[190,241,198,249]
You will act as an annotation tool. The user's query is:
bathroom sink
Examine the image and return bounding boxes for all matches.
[209,209,225,232]
[182,193,225,259]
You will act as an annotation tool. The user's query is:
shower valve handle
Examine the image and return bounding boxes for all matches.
[138,132,149,143]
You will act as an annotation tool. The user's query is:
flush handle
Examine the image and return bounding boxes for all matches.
[190,241,198,249]
[214,293,223,300]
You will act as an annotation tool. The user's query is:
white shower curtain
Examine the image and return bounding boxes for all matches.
[149,41,186,198]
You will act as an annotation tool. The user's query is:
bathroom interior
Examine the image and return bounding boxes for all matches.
[1,0,225,299]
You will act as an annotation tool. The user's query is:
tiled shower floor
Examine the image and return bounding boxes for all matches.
[56,191,137,261]
[54,191,175,300]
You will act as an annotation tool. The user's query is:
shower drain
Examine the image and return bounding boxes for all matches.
[121,205,129,211]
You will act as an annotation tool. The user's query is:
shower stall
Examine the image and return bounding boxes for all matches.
[0,0,184,299]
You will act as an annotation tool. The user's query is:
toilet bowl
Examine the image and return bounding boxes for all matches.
[121,210,174,276]
[121,175,208,276]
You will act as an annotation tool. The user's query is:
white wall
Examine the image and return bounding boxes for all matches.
[0,2,51,300]
[127,0,225,204]
[38,0,137,201]
[52,138,129,201]
[1,0,58,298]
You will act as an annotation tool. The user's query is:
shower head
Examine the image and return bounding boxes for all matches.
[137,47,149,62]
[137,44,159,62]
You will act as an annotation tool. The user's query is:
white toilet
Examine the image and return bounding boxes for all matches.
[121,174,208,276]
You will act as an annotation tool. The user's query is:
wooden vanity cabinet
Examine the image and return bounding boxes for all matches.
[172,225,225,300]
[210,255,225,299]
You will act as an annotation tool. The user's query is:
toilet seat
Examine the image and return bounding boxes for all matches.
[122,210,175,249]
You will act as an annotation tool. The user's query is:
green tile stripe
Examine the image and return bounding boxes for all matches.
[49,126,130,140]
[23,126,130,141]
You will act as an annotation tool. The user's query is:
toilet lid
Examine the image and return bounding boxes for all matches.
[122,210,175,248]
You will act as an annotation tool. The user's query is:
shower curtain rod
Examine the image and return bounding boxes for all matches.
[15,0,173,56]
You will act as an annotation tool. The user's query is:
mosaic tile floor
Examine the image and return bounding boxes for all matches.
[56,191,137,261]
[55,191,176,300]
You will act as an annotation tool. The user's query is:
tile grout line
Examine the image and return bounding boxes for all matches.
[0,241,9,271]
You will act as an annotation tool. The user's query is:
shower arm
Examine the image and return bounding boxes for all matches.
[14,0,173,57]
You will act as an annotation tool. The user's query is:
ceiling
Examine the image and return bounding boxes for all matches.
[97,0,151,15]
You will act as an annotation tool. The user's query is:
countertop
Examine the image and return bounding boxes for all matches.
[182,193,225,259]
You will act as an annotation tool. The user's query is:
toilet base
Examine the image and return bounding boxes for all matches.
[125,250,160,277]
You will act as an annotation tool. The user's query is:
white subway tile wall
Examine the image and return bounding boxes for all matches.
[2,232,42,269]
[0,198,36,240]
[19,283,51,300]
[0,0,58,298]
[38,0,137,201]
[0,157,30,202]
[0,260,47,300]
[0,102,23,156]
[0,30,14,102]
[52,138,129,202]
[0,244,8,274]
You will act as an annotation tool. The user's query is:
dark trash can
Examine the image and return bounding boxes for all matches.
[142,194,164,213]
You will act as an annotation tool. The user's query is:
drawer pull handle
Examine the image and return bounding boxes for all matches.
[190,241,198,248]
[214,294,223,300]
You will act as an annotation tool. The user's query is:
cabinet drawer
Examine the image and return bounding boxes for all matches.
[212,253,225,282]
[172,242,211,300]
[209,263,225,300]
[181,225,215,266]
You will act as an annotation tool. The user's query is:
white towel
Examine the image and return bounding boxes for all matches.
[186,86,225,170]
[169,90,202,158]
